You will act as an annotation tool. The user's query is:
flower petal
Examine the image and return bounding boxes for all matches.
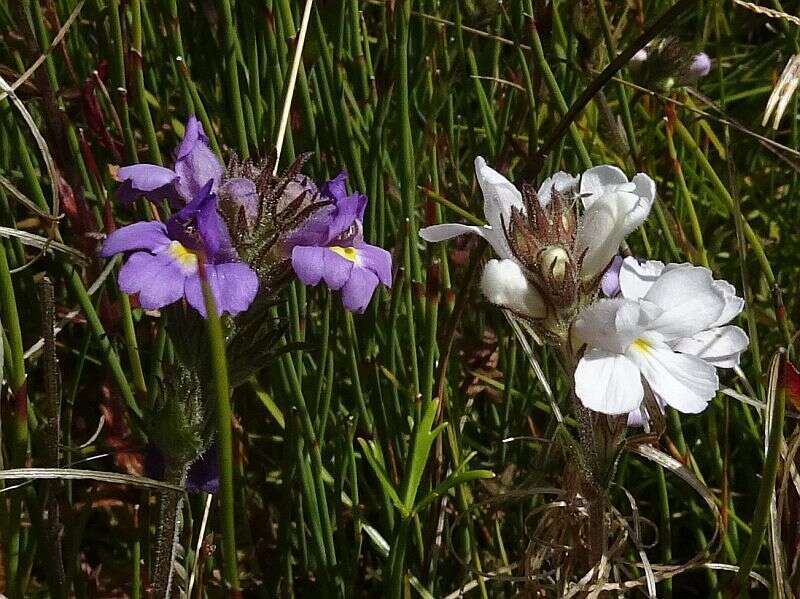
[579,165,630,206]
[322,249,354,290]
[574,297,653,354]
[356,243,392,287]
[292,246,326,286]
[210,262,259,315]
[419,223,510,259]
[475,156,522,257]
[536,171,578,207]
[115,164,178,204]
[480,259,545,318]
[116,164,178,191]
[627,337,719,414]
[220,177,259,224]
[601,255,623,297]
[101,221,170,257]
[341,266,380,313]
[618,257,665,300]
[711,279,744,327]
[626,173,656,233]
[183,262,258,317]
[174,142,224,202]
[118,252,186,310]
[576,190,637,278]
[176,115,208,160]
[672,325,749,369]
[644,264,726,339]
[574,349,644,415]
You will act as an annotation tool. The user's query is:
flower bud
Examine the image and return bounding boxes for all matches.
[689,52,711,78]
[481,259,545,319]
[540,245,570,287]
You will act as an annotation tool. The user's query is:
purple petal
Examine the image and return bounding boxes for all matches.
[186,443,219,494]
[176,115,207,160]
[321,171,349,203]
[212,262,259,315]
[322,249,355,290]
[689,53,711,78]
[292,246,326,285]
[115,164,178,204]
[118,252,187,310]
[167,180,232,258]
[101,221,170,258]
[328,193,368,242]
[285,204,336,249]
[355,243,392,287]
[221,177,259,224]
[341,266,379,313]
[601,255,623,297]
[173,116,223,202]
[184,261,258,317]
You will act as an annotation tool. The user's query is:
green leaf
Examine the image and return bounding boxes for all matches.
[357,438,405,516]
[412,470,495,516]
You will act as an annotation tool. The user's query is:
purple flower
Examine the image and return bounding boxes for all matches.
[287,172,392,313]
[101,181,258,317]
[689,52,711,78]
[601,255,624,297]
[114,115,252,210]
[145,443,219,494]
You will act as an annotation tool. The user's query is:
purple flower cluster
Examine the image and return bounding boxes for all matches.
[286,173,392,313]
[102,115,392,317]
[102,116,258,317]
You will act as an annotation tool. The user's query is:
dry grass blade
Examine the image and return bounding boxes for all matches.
[0,75,60,221]
[0,1,85,102]
[733,0,800,26]
[0,468,185,493]
[762,55,800,129]
[0,227,86,263]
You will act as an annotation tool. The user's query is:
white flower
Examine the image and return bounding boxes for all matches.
[419,157,655,317]
[573,258,748,417]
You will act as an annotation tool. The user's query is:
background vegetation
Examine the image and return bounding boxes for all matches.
[0,0,799,596]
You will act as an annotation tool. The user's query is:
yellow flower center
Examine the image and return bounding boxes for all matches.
[167,240,199,272]
[631,337,652,354]
[329,246,358,263]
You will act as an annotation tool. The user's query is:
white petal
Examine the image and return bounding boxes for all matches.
[627,337,719,414]
[619,256,665,300]
[419,223,511,260]
[711,279,745,327]
[573,298,649,354]
[579,165,631,207]
[575,349,644,415]
[643,264,726,339]
[474,157,523,258]
[672,325,749,368]
[576,190,637,278]
[625,173,656,233]
[419,223,485,242]
[536,171,578,207]
[480,259,545,318]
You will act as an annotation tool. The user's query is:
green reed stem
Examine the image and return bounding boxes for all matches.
[217,0,250,159]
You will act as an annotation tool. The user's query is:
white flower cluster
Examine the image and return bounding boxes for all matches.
[420,157,748,422]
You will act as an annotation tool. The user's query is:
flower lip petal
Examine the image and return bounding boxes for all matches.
[292,245,326,286]
[576,190,637,278]
[118,251,187,310]
[355,243,392,287]
[627,336,719,414]
[672,325,749,369]
[579,165,630,206]
[321,248,355,290]
[574,348,644,415]
[341,266,380,313]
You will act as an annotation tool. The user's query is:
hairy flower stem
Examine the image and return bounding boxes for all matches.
[574,400,607,570]
[152,462,188,598]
